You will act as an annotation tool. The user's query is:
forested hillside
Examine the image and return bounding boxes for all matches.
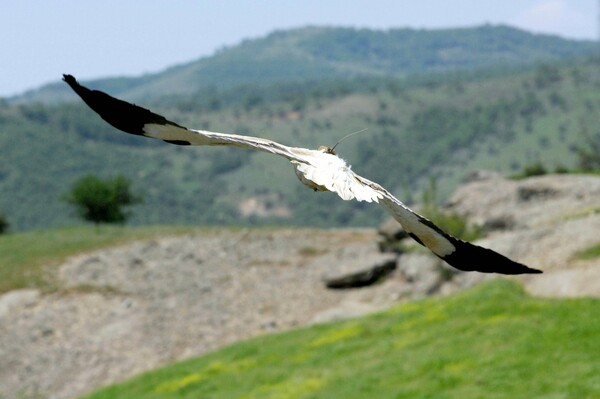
[13,25,596,104]
[2,55,600,231]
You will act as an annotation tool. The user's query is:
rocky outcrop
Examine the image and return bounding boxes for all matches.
[324,259,397,289]
[445,173,600,296]
[446,173,600,232]
[374,172,600,298]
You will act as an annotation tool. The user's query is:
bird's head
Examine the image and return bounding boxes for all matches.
[318,145,337,155]
[319,128,368,156]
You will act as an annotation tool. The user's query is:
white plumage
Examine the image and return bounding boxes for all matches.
[292,153,382,202]
[62,74,542,275]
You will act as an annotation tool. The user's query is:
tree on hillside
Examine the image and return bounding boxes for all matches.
[0,213,9,234]
[64,175,142,225]
[576,126,600,171]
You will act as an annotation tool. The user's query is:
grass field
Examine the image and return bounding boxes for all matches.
[0,225,205,293]
[80,280,600,399]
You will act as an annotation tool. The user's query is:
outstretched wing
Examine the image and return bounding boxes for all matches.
[62,74,310,163]
[63,74,381,203]
[64,74,541,275]
[354,175,542,274]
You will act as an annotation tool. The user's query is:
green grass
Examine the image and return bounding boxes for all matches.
[81,280,600,399]
[0,225,205,293]
[574,241,600,261]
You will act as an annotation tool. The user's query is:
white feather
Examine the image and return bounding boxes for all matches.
[293,152,382,203]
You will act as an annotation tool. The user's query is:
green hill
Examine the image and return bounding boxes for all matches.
[2,57,600,231]
[12,25,596,104]
[80,280,600,399]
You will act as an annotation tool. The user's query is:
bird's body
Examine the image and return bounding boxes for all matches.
[63,74,542,275]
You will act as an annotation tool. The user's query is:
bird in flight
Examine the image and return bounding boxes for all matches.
[63,74,542,275]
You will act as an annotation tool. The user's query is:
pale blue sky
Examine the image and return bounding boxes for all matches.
[2,0,597,97]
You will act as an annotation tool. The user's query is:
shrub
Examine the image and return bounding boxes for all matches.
[0,213,9,234]
[522,162,547,177]
[421,177,482,242]
[512,162,547,179]
[64,175,142,224]
[576,128,600,171]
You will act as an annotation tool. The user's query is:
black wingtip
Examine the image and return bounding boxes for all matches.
[62,74,84,96]
[441,238,543,275]
[62,73,178,137]
[529,268,544,274]
[410,212,542,275]
[62,74,77,86]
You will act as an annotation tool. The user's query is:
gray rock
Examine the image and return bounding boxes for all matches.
[0,289,39,318]
[396,252,445,298]
[324,258,397,289]
[447,174,600,229]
